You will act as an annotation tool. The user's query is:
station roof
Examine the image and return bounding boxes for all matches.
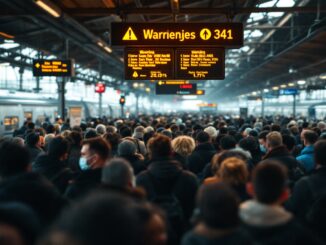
[0,0,325,99]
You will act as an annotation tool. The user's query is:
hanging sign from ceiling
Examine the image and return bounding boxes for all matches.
[112,22,243,48]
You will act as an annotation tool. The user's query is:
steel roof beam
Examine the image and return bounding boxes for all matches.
[64,7,326,17]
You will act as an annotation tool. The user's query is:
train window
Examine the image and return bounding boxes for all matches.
[24,111,33,121]
[4,116,19,131]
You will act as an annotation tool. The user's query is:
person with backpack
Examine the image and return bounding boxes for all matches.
[286,140,326,238]
[136,134,198,245]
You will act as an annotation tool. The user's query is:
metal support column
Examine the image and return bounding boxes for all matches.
[293,94,296,117]
[121,105,124,118]
[135,93,139,116]
[58,39,69,121]
[98,60,103,118]
[19,67,24,91]
[261,94,265,118]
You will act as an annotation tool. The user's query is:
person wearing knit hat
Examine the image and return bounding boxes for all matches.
[96,124,107,135]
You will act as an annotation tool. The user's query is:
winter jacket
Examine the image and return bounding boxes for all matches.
[240,200,323,245]
[33,154,74,193]
[118,154,146,175]
[65,168,102,200]
[296,145,315,173]
[286,167,326,221]
[187,143,216,175]
[136,157,198,220]
[181,228,252,245]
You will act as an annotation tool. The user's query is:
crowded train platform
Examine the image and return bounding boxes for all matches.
[1,0,326,244]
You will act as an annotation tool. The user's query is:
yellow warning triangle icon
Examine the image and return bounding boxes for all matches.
[122,27,138,41]
[132,71,138,78]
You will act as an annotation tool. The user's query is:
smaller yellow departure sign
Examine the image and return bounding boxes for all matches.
[33,59,74,77]
[125,48,174,80]
[176,48,225,80]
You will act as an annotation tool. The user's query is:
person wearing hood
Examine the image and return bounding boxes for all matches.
[136,134,198,243]
[240,161,323,245]
[33,136,74,193]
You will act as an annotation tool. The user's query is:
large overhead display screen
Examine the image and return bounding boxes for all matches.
[111,23,243,47]
[175,48,225,79]
[125,48,174,80]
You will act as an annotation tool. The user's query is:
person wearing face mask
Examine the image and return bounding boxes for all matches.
[65,137,111,200]
[258,131,269,154]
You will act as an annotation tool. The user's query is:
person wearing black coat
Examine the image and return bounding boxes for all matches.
[286,140,326,234]
[187,131,216,175]
[33,136,74,193]
[136,134,198,244]
[263,131,305,185]
[25,132,44,163]
[65,137,111,200]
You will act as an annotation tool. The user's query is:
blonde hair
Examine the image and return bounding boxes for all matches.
[218,157,248,186]
[266,131,282,148]
[171,136,195,157]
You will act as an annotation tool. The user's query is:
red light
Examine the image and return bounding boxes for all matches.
[180,84,193,89]
[95,83,106,93]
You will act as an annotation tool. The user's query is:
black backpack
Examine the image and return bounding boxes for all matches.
[148,172,185,244]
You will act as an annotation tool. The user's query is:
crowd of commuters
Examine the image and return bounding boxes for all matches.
[1,113,326,245]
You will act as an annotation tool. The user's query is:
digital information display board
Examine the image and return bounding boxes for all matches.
[112,23,243,48]
[175,48,225,79]
[33,59,74,77]
[156,81,197,95]
[279,89,298,95]
[125,48,225,80]
[125,48,174,80]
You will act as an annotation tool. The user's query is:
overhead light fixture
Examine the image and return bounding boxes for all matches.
[297,80,306,85]
[104,46,112,53]
[145,87,151,93]
[280,84,287,88]
[272,86,279,90]
[34,0,61,18]
[288,82,295,87]
[97,41,104,47]
[0,31,14,39]
[251,91,257,95]
[263,88,269,93]
[320,75,326,80]
[119,57,124,62]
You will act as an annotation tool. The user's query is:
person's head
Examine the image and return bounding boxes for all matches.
[220,135,236,150]
[314,140,326,167]
[80,137,111,170]
[67,131,82,146]
[0,202,41,245]
[84,128,98,139]
[196,183,239,229]
[42,192,151,245]
[11,137,24,147]
[271,124,281,132]
[133,126,145,140]
[117,140,137,156]
[247,161,288,205]
[106,125,117,134]
[317,121,326,132]
[204,126,217,140]
[102,158,135,189]
[171,136,195,157]
[258,130,269,153]
[266,131,283,151]
[196,131,210,144]
[0,140,31,180]
[120,127,132,138]
[47,136,70,160]
[218,157,248,186]
[238,136,258,154]
[147,134,172,159]
[282,134,296,152]
[95,124,106,135]
[302,130,318,146]
[25,132,40,147]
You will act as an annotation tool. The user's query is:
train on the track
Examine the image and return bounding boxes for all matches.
[0,96,122,136]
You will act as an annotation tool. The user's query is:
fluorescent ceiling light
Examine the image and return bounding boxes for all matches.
[97,41,104,47]
[288,82,295,86]
[263,88,269,92]
[104,46,112,53]
[35,0,61,18]
[0,31,14,39]
[320,75,326,80]
[272,86,279,90]
[280,84,287,88]
[297,80,306,85]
